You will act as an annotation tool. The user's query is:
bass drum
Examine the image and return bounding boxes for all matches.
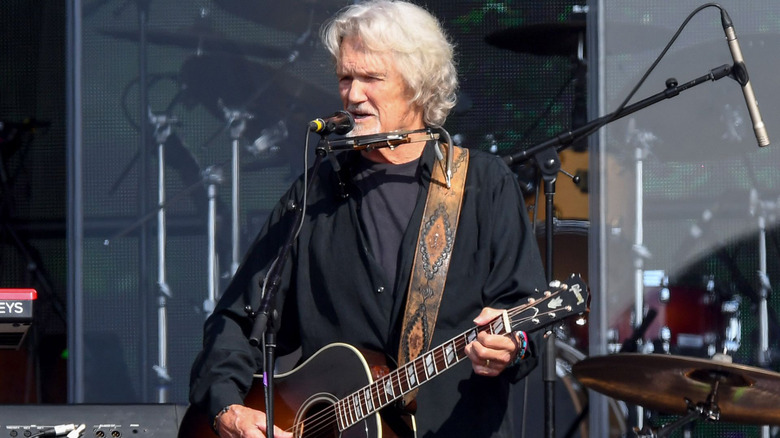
[535,219,590,348]
[517,342,627,438]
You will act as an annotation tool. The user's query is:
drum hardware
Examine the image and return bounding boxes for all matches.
[202,165,225,317]
[573,353,780,436]
[104,109,224,401]
[176,44,340,278]
[484,10,667,57]
[624,114,655,430]
[521,341,628,438]
[609,270,739,359]
[217,102,255,277]
[214,0,348,35]
[246,120,288,159]
[98,25,290,60]
[606,328,622,354]
[485,7,593,222]
[532,219,590,349]
[749,188,779,372]
[176,52,341,169]
[721,299,742,355]
[149,109,178,402]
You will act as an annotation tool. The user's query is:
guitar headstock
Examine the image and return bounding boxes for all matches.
[510,274,590,334]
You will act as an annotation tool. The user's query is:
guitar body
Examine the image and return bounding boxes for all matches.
[178,343,414,438]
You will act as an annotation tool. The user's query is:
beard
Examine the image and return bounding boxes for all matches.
[345,119,379,138]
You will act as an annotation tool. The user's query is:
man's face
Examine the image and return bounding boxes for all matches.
[336,35,425,137]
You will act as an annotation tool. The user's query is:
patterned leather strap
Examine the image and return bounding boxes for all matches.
[397,143,469,406]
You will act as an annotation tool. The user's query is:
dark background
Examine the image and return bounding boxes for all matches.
[0,0,68,403]
[2,1,779,437]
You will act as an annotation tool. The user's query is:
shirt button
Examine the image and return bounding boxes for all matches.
[376,286,385,294]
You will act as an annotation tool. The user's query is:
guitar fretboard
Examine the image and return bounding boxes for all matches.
[335,314,511,430]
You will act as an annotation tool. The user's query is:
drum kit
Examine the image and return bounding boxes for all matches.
[486,8,780,438]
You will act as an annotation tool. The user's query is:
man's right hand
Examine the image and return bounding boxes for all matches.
[215,405,294,438]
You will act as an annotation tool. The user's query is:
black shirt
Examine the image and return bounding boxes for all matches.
[353,155,420,295]
[189,142,547,437]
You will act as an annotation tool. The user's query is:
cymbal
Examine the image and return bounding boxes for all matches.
[214,0,349,34]
[486,22,586,57]
[178,53,340,121]
[572,353,780,425]
[99,26,290,59]
[485,21,668,57]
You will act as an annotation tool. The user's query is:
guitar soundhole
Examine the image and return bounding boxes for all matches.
[296,396,340,438]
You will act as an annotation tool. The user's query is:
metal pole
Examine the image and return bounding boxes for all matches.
[752,189,772,438]
[203,166,224,316]
[231,138,240,276]
[150,112,174,403]
[136,0,151,401]
[629,124,652,431]
[222,106,252,277]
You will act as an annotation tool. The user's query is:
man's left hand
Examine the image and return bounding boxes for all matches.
[464,307,522,377]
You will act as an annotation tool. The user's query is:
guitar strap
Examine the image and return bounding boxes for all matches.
[397,143,469,407]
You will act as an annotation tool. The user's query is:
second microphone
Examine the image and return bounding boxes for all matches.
[308,110,355,136]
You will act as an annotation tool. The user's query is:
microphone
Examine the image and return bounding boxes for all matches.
[308,110,355,136]
[720,9,770,147]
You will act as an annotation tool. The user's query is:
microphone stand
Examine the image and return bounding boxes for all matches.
[533,145,561,438]
[503,63,734,438]
[246,135,330,438]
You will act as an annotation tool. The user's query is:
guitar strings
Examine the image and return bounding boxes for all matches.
[281,287,574,436]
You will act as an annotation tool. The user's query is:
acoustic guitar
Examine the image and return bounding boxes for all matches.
[178,275,589,438]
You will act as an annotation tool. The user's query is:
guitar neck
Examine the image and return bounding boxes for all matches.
[336,325,481,431]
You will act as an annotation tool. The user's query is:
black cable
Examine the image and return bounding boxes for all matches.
[574,3,726,145]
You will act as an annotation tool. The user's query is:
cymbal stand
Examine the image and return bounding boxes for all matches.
[104,159,228,318]
[202,165,225,316]
[220,104,254,277]
[633,401,715,438]
[149,109,176,403]
[750,189,777,438]
[633,377,723,438]
[624,118,657,430]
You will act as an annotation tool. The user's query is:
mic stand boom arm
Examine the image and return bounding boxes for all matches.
[503,63,734,166]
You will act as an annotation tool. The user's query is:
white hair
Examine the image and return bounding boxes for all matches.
[321,0,458,127]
